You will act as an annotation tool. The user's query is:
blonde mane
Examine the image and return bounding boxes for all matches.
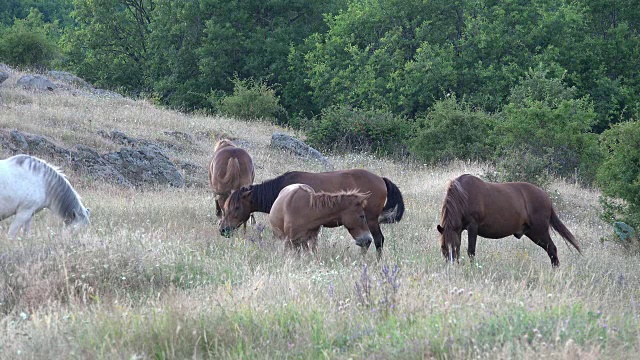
[307,188,369,209]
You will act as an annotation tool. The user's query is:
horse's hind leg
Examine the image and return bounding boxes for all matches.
[526,230,560,267]
[8,211,33,239]
[467,224,478,259]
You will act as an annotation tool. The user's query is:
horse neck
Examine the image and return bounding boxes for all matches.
[251,175,292,213]
[441,180,468,230]
[47,171,82,220]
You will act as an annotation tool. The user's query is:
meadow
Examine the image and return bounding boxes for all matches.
[1,74,639,359]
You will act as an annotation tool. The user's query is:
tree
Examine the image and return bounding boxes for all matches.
[62,0,154,92]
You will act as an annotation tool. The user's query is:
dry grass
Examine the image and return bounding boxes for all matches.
[1,70,639,359]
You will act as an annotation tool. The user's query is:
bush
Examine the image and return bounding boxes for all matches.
[492,68,601,185]
[597,120,640,251]
[212,77,285,122]
[304,105,413,157]
[410,95,495,164]
[0,9,58,69]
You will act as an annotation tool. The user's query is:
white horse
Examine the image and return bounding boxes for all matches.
[0,154,91,239]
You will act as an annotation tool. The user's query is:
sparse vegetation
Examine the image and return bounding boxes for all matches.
[1,71,639,359]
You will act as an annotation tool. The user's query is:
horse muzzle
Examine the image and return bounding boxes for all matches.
[219,226,235,238]
[354,233,373,248]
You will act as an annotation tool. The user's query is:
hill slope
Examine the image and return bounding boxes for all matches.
[1,70,638,359]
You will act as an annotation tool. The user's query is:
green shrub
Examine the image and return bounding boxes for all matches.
[212,77,285,122]
[410,95,495,164]
[597,120,640,251]
[0,9,58,69]
[492,68,601,185]
[305,105,413,157]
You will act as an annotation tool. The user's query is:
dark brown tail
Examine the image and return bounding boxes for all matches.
[379,177,405,223]
[550,209,581,253]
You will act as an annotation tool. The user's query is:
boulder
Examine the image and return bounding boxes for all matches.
[47,70,92,89]
[270,132,332,168]
[16,75,56,91]
[1,129,185,188]
[0,71,8,85]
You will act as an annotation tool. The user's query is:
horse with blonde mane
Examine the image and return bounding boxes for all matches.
[208,139,255,219]
[437,174,580,267]
[269,184,372,253]
[0,154,91,239]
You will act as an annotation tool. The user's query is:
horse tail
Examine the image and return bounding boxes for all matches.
[220,157,241,188]
[550,209,581,254]
[379,177,405,224]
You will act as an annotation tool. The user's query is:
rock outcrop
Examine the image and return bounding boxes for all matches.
[1,129,189,188]
[270,132,332,169]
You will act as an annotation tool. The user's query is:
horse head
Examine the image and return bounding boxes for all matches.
[341,192,373,248]
[437,224,461,263]
[65,206,91,229]
[219,187,253,236]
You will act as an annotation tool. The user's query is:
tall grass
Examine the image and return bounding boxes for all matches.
[1,70,639,359]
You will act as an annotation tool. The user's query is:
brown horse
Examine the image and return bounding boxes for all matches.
[220,169,405,258]
[208,139,255,219]
[437,174,580,267]
[269,184,372,253]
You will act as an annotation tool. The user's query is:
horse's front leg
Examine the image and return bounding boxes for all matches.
[368,221,384,261]
[8,211,33,239]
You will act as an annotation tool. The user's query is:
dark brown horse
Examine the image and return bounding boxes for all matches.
[437,174,580,267]
[220,169,405,258]
[208,139,255,219]
[269,184,372,254]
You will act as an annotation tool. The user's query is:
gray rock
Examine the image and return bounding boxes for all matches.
[0,63,10,73]
[16,75,56,91]
[270,132,332,168]
[47,70,92,89]
[0,71,8,85]
[1,129,185,188]
[103,146,184,188]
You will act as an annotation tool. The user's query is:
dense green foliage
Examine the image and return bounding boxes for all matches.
[410,96,494,164]
[2,0,640,229]
[597,120,640,248]
[0,8,59,69]
[305,105,412,157]
[212,77,284,122]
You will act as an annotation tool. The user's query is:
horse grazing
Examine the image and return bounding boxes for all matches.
[0,154,91,239]
[208,139,255,219]
[220,169,405,258]
[269,184,372,253]
[437,174,580,267]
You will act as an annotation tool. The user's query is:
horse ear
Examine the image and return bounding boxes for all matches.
[437,224,444,234]
[360,199,368,209]
[86,208,92,217]
[242,189,252,198]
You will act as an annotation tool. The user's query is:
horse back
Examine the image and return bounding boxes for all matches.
[458,175,552,236]
[209,147,254,192]
[289,169,387,216]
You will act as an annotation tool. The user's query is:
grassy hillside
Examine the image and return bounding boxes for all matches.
[1,71,639,359]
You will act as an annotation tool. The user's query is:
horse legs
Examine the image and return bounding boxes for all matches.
[215,200,223,219]
[467,224,478,259]
[369,222,384,261]
[8,211,33,239]
[526,230,560,267]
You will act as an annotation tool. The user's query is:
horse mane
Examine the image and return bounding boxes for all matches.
[441,178,468,230]
[16,155,84,220]
[229,172,294,213]
[306,188,366,209]
[214,139,235,152]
